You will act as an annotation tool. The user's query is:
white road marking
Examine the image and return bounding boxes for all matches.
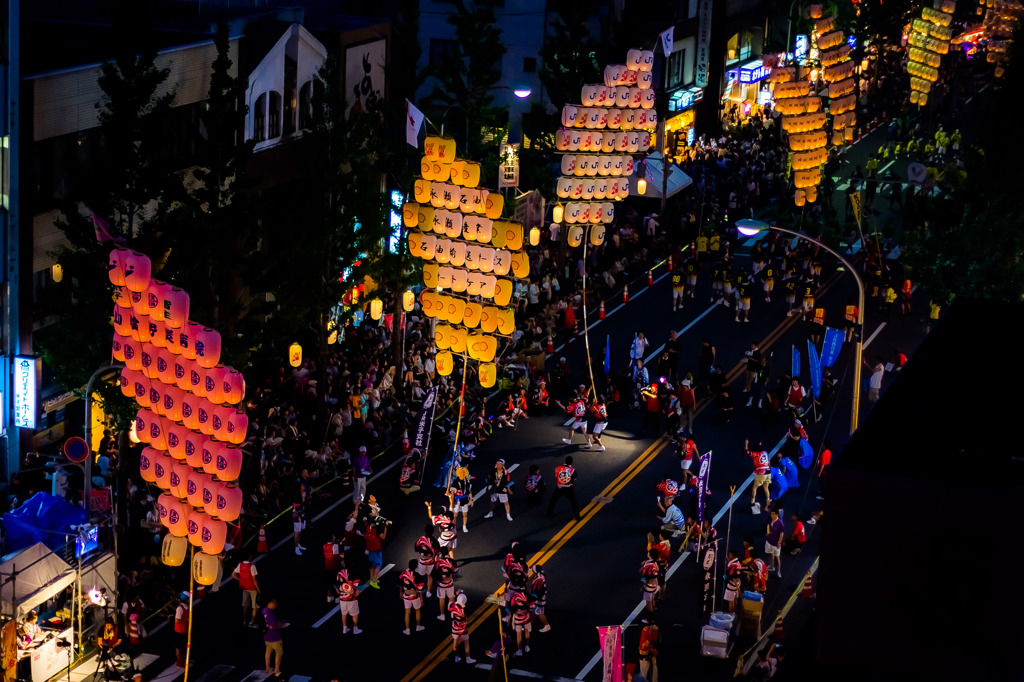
[862,322,886,349]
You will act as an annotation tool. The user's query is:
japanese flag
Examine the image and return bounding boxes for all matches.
[406,100,425,148]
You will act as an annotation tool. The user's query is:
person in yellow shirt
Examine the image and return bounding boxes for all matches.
[883,285,897,320]
[865,155,879,178]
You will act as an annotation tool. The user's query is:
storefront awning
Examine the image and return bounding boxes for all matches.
[640,152,693,200]
[0,543,77,618]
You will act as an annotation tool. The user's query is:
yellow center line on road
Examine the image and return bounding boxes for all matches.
[402,434,669,682]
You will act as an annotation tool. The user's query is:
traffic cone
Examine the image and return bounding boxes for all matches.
[668,255,673,271]
[801,572,814,599]
[771,612,785,643]
[599,301,605,319]
[648,269,653,286]
[402,430,410,454]
[257,525,268,553]
[857,126,863,141]
[546,336,554,354]
[127,614,141,646]
[623,285,629,303]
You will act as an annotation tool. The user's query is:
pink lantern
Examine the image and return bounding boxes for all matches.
[196,399,216,437]
[146,280,169,322]
[139,447,158,482]
[181,393,202,431]
[165,326,183,356]
[130,288,151,317]
[166,499,189,537]
[131,372,152,408]
[181,322,203,361]
[200,439,217,475]
[201,476,218,510]
[187,361,206,398]
[140,343,159,380]
[173,356,193,393]
[163,385,185,423]
[147,381,165,417]
[186,470,209,511]
[133,313,153,343]
[136,409,153,444]
[108,248,131,287]
[157,348,178,385]
[203,365,230,404]
[123,250,152,293]
[221,368,246,406]
[215,443,243,482]
[184,431,206,469]
[163,287,190,329]
[150,415,169,450]
[201,517,227,556]
[213,484,243,523]
[150,318,168,349]
[113,305,131,337]
[186,509,208,546]
[123,338,144,372]
[171,461,192,499]
[226,411,249,446]
[112,334,128,363]
[193,327,222,369]
[157,493,177,528]
[115,286,132,309]
[167,422,189,460]
[211,405,234,442]
[120,368,135,398]
[153,452,173,490]
[166,464,185,501]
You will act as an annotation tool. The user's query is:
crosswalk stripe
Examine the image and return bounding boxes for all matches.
[193,664,236,682]
[150,663,185,682]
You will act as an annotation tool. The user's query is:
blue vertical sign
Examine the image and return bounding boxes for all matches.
[14,357,39,429]
[808,340,823,400]
[820,327,845,368]
[792,346,801,378]
[696,450,712,525]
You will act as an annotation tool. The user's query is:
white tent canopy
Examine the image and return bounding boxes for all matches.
[0,543,77,618]
[639,152,693,200]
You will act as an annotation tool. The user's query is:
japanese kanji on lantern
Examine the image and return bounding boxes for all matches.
[406,135,524,385]
[108,247,248,582]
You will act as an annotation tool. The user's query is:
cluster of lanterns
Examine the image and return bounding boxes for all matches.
[406,136,526,387]
[108,248,246,585]
[981,0,1018,78]
[908,1,956,105]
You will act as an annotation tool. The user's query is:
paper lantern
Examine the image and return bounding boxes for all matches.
[450,268,468,291]
[590,224,606,246]
[468,333,497,362]
[201,474,218,510]
[215,443,244,481]
[529,226,541,246]
[157,493,176,528]
[213,484,243,522]
[167,461,187,501]
[402,289,415,312]
[435,238,451,264]
[167,422,189,460]
[148,379,166,416]
[187,471,209,511]
[120,368,135,398]
[201,517,228,556]
[131,286,151,317]
[478,276,497,299]
[449,328,468,354]
[123,250,152,293]
[434,324,452,350]
[196,399,216,436]
[154,348,174,385]
[414,178,431,203]
[185,431,206,469]
[153,451,173,490]
[479,363,497,388]
[436,350,454,376]
[112,334,128,363]
[192,327,222,369]
[163,385,185,422]
[369,299,383,321]
[186,509,207,546]
[479,307,498,333]
[289,342,302,368]
[402,202,418,228]
[497,308,515,335]
[463,162,481,188]
[511,252,530,279]
[140,446,158,482]
[151,415,170,450]
[140,343,159,380]
[122,337,143,371]
[185,359,206,397]
[115,286,132,310]
[226,410,248,445]
[477,247,495,273]
[795,189,807,207]
[485,192,504,219]
[161,534,188,566]
[552,203,564,224]
[568,224,584,248]
[494,279,514,307]
[108,248,130,287]
[493,250,511,276]
[221,368,245,405]
[192,552,221,586]
[136,409,153,444]
[131,372,151,407]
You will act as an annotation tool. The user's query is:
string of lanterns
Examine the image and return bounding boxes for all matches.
[404,135,526,387]
[108,248,246,585]
[982,1,1020,78]
[908,1,956,106]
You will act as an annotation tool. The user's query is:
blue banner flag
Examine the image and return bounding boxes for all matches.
[792,346,801,378]
[808,340,822,400]
[696,450,712,524]
[400,386,438,491]
[821,327,845,368]
[603,335,611,374]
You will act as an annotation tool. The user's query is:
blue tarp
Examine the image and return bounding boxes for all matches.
[2,492,87,554]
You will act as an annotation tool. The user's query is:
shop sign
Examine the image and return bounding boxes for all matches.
[668,86,704,112]
[695,0,713,88]
[14,356,38,429]
[734,59,770,83]
[498,143,519,189]
[795,34,809,62]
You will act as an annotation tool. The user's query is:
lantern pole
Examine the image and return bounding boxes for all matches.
[184,545,195,682]
[83,362,123,523]
[579,234,598,402]
[443,349,470,496]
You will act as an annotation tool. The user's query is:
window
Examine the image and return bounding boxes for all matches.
[253,93,267,142]
[667,49,686,89]
[268,91,282,139]
[429,39,459,70]
[283,55,297,136]
[298,81,314,130]
[523,57,537,73]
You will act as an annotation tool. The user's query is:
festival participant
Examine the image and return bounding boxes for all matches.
[336,568,362,634]
[508,590,533,656]
[746,439,771,512]
[555,393,589,446]
[529,565,551,633]
[685,257,699,300]
[524,464,546,502]
[398,559,426,635]
[322,534,342,603]
[723,550,743,613]
[231,554,261,628]
[671,264,685,311]
[640,549,661,623]
[483,459,514,521]
[546,456,582,521]
[736,274,753,323]
[501,542,529,613]
[587,395,609,451]
[427,502,458,560]
[432,553,457,621]
[414,524,440,597]
[449,592,475,664]
[447,466,473,532]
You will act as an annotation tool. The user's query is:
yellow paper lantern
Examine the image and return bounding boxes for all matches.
[161,533,188,567]
[423,263,439,289]
[434,324,452,350]
[424,135,442,159]
[436,350,454,376]
[529,226,541,246]
[492,250,512,276]
[449,328,468,354]
[479,363,497,388]
[480,307,498,333]
[794,189,806,207]
[590,224,606,246]
[511,252,530,279]
[192,551,221,586]
[497,308,515,335]
[446,297,466,325]
[485,192,504,219]
[370,299,383,320]
[567,224,584,248]
[494,279,514,307]
[403,290,415,312]
[552,203,564,223]
[288,342,302,367]
[637,177,647,195]
[420,291,439,318]
[467,333,497,362]
[462,302,482,328]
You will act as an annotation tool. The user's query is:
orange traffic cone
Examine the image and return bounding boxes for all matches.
[546,336,554,354]
[648,270,653,286]
[771,612,785,643]
[402,430,410,454]
[127,614,141,646]
[623,285,629,303]
[668,255,673,271]
[257,525,268,553]
[599,301,605,319]
[801,572,814,599]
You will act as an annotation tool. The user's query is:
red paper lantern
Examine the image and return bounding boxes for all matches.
[173,356,193,393]
[200,439,217,475]
[181,393,202,431]
[136,409,153,444]
[147,381,165,417]
[166,501,189,537]
[108,248,130,287]
[140,447,158,482]
[123,338,144,371]
[140,343,159,380]
[196,399,216,437]
[120,368,135,398]
[193,327,222,369]
[153,451,173,490]
[157,348,178,385]
[145,280,168,322]
[201,475,218,510]
[113,305,131,337]
[201,517,227,556]
[131,288,151,317]
[213,483,243,522]
[166,463,186,500]
[163,385,185,423]
[163,286,190,329]
[214,443,243,482]
[187,361,206,398]
[184,431,206,469]
[157,493,178,529]
[226,411,249,446]
[149,415,169,450]
[150,318,168,349]
[186,509,208,546]
[131,372,152,408]
[221,368,245,406]
[181,322,203,361]
[171,461,192,499]
[211,405,234,442]
[112,334,128,363]
[123,250,152,293]
[186,470,209,510]
[203,365,230,404]
[167,423,189,460]
[115,286,132,309]
[130,312,150,343]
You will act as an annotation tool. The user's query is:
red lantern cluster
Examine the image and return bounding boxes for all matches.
[110,247,245,575]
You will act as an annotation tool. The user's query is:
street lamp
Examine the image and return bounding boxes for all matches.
[736,219,865,435]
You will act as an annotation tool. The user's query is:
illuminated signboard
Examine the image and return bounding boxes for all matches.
[14,356,38,429]
[732,59,770,84]
[795,35,809,62]
[388,190,403,254]
[668,87,705,112]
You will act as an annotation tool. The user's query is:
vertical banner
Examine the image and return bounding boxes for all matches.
[400,387,438,490]
[345,39,386,118]
[791,346,801,378]
[849,191,862,230]
[597,626,623,682]
[820,327,845,368]
[499,143,520,189]
[14,356,39,429]
[695,0,714,88]
[700,542,717,618]
[696,450,712,525]
[660,27,675,57]
[808,340,823,400]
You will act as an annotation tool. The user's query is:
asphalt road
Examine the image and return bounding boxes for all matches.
[97,132,932,682]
